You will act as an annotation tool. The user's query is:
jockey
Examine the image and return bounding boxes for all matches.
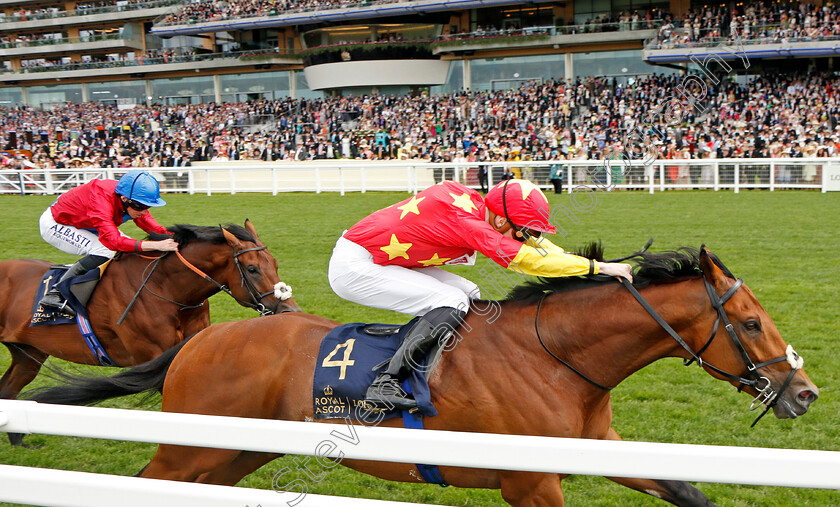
[38,170,179,316]
[328,179,633,410]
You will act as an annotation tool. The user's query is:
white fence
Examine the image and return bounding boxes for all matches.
[1,158,839,196]
[0,399,838,507]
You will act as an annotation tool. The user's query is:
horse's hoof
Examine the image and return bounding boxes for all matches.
[8,432,41,448]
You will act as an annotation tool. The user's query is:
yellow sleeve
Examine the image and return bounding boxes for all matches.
[510,237,599,277]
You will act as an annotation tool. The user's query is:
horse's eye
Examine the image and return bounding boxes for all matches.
[247,266,259,274]
[744,320,761,332]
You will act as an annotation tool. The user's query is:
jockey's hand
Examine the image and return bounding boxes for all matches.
[145,238,179,252]
[597,261,633,282]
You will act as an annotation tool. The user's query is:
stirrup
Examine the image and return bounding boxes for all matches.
[41,297,75,317]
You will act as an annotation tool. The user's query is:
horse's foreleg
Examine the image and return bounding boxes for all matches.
[603,428,716,507]
[0,343,48,447]
[499,471,567,507]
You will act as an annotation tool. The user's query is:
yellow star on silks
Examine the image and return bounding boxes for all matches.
[449,192,477,213]
[507,179,548,201]
[380,234,412,261]
[396,196,425,219]
[417,253,451,267]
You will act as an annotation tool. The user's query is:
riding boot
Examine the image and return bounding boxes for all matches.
[365,306,467,410]
[39,255,109,316]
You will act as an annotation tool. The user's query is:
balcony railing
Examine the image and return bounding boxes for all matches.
[0,33,122,50]
[5,49,296,74]
[438,19,665,43]
[0,0,180,24]
[298,40,433,66]
[646,24,840,50]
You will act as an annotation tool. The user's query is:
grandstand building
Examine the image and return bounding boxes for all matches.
[0,0,683,107]
[0,0,835,108]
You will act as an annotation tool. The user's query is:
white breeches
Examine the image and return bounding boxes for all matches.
[328,236,480,316]
[39,208,123,258]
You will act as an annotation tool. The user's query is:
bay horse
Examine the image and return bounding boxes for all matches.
[30,246,818,506]
[1,219,300,445]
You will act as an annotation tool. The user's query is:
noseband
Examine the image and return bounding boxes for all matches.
[534,276,803,427]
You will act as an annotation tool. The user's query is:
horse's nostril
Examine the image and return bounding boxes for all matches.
[799,390,817,403]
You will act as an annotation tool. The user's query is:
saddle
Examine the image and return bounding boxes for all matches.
[312,321,441,422]
[30,260,110,326]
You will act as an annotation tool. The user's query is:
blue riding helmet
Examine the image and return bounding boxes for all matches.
[115,170,166,207]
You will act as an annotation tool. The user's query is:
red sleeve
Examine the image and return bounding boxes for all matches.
[86,188,140,252]
[133,213,169,236]
[455,216,522,268]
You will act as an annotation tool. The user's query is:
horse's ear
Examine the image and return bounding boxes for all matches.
[699,245,726,290]
[221,226,244,250]
[243,219,264,246]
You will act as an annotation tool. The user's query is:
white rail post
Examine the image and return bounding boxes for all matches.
[659,162,665,192]
[339,166,345,197]
[205,168,211,196]
[770,161,775,192]
[316,167,322,194]
[714,161,720,191]
[271,167,278,196]
[45,170,55,195]
[229,168,236,195]
[566,164,572,194]
[647,162,654,194]
[734,164,740,194]
[361,166,366,194]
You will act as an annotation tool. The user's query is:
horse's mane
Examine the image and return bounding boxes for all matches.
[503,242,734,303]
[147,224,255,248]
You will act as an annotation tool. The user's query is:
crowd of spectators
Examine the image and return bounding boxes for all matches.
[655,1,840,48]
[159,0,365,25]
[2,71,840,171]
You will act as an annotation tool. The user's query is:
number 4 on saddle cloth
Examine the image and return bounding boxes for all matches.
[29,262,115,366]
[313,319,439,422]
[313,320,449,486]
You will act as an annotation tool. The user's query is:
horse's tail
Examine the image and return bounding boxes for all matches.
[28,338,190,406]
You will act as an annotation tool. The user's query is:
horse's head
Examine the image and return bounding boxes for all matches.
[696,246,818,421]
[219,219,301,315]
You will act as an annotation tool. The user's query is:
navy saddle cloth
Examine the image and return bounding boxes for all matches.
[313,319,437,423]
[30,265,100,326]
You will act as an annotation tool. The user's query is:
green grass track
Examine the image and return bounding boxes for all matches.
[0,190,838,506]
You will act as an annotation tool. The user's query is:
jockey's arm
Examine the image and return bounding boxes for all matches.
[508,237,633,281]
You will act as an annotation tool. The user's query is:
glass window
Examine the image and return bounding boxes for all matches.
[150,76,215,104]
[294,70,325,100]
[88,80,147,106]
[0,87,23,107]
[430,60,463,96]
[28,84,83,108]
[220,71,290,102]
[470,55,563,92]
[572,49,677,79]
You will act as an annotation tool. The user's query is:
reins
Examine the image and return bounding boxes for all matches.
[117,241,278,325]
[535,293,613,390]
[534,267,802,426]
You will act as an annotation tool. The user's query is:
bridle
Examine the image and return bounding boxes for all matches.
[535,272,804,427]
[194,244,281,316]
[118,241,290,325]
